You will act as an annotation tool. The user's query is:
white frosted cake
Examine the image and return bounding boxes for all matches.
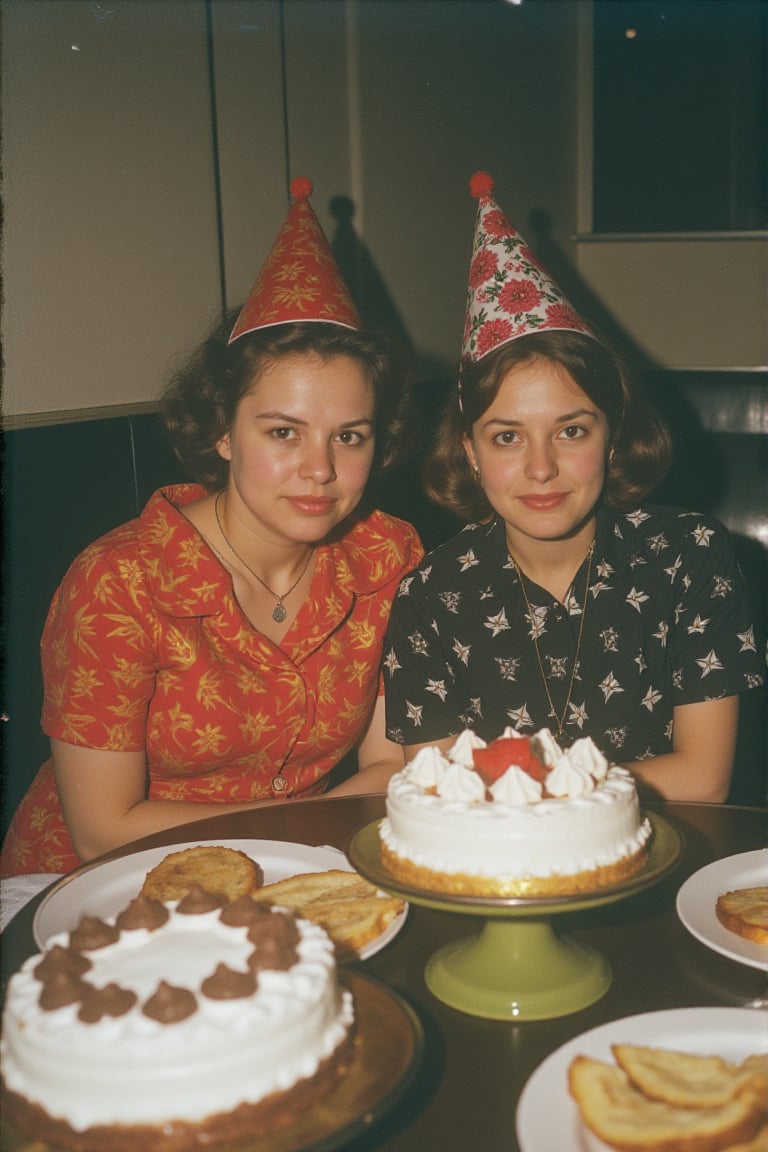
[380,728,652,897]
[1,889,355,1151]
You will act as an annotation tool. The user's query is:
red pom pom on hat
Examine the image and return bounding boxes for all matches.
[290,176,314,200]
[469,171,494,200]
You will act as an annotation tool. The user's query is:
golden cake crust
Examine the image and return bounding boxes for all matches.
[1,1028,357,1152]
[379,839,649,898]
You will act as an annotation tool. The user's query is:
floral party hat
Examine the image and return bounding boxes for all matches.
[229,177,362,343]
[461,171,594,362]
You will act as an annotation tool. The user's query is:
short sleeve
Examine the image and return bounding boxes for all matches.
[41,541,156,751]
[668,517,765,704]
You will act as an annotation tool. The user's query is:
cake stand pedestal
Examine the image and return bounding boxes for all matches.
[347,812,682,1022]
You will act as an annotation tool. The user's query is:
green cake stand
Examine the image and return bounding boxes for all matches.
[347,813,682,1022]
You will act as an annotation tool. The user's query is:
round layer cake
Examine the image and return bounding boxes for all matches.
[1,888,355,1152]
[379,728,652,897]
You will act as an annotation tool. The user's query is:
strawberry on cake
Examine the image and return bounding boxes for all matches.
[379,728,652,897]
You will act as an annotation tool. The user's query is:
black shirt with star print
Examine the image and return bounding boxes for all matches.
[383,505,765,763]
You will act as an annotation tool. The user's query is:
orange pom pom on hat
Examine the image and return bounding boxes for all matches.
[229,177,362,344]
[461,171,594,363]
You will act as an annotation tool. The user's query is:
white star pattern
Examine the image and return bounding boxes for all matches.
[405,701,423,725]
[692,524,715,547]
[564,589,584,615]
[641,686,662,711]
[397,576,416,597]
[627,587,650,612]
[696,649,724,677]
[627,510,650,527]
[457,549,479,571]
[438,591,462,613]
[479,585,496,600]
[506,704,534,728]
[738,627,757,653]
[546,655,569,681]
[653,620,669,646]
[635,650,648,673]
[605,727,628,748]
[383,648,401,677]
[408,631,430,656]
[484,608,510,638]
[426,679,448,701]
[452,639,471,666]
[647,532,669,554]
[596,559,615,579]
[599,672,625,702]
[712,575,733,598]
[419,565,432,582]
[524,604,548,640]
[567,701,589,729]
[495,656,520,682]
[686,614,710,635]
[600,626,620,652]
[664,554,683,582]
[590,579,612,598]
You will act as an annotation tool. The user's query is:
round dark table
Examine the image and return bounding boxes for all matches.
[2,798,766,1152]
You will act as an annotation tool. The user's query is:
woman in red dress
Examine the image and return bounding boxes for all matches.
[1,180,423,875]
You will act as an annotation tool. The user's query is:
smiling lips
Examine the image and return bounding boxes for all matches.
[519,494,567,511]
[286,496,336,516]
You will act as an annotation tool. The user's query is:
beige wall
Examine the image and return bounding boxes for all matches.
[2,0,765,426]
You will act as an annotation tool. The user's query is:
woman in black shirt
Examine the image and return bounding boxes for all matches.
[383,174,763,802]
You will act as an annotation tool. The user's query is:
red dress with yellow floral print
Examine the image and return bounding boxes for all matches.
[1,486,423,876]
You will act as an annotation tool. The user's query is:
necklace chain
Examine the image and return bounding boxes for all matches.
[510,542,595,741]
[214,492,313,623]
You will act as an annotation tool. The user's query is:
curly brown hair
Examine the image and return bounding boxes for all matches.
[161,312,415,492]
[423,331,672,521]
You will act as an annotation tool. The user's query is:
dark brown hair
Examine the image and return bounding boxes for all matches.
[161,312,414,491]
[423,331,672,521]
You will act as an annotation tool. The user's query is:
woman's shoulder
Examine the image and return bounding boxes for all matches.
[397,520,500,593]
[606,503,735,545]
[330,508,425,587]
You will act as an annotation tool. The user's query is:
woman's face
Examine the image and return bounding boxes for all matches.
[463,355,610,548]
[217,352,376,546]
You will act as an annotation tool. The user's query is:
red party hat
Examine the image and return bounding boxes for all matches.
[229,177,362,343]
[461,172,594,362]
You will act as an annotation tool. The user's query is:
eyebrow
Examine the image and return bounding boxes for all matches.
[255,411,374,428]
[481,407,599,428]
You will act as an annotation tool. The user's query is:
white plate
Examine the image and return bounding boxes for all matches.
[32,838,407,961]
[516,1007,768,1152]
[676,850,768,971]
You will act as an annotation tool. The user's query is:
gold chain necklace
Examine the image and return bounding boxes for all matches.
[509,542,595,741]
[214,492,313,623]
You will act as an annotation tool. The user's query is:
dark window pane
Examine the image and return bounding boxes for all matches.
[593,0,767,232]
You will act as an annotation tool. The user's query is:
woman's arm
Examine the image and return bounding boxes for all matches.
[52,739,278,862]
[327,696,406,797]
[623,695,739,803]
